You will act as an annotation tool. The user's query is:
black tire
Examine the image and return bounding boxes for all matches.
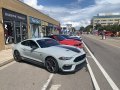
[13,50,22,62]
[45,57,59,73]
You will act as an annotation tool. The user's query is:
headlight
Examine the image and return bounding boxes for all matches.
[59,57,73,60]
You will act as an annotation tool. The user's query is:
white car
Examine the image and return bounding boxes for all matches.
[70,35,82,41]
[13,38,86,73]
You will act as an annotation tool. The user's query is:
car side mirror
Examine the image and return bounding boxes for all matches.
[31,46,37,50]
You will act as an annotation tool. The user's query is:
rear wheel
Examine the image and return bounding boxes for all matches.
[13,50,22,62]
[45,57,59,73]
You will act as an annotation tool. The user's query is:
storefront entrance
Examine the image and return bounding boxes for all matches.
[15,21,27,43]
[30,24,39,38]
[2,8,27,44]
[30,16,41,38]
[4,21,14,44]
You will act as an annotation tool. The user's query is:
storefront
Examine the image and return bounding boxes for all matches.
[2,8,27,44]
[0,0,60,50]
[29,16,41,38]
[41,21,49,36]
[53,25,61,34]
[48,23,54,35]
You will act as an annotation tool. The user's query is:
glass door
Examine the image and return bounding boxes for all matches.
[31,24,39,38]
[22,23,27,40]
[15,21,21,43]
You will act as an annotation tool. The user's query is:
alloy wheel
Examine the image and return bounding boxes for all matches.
[45,57,58,73]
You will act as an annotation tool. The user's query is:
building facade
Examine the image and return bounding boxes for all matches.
[92,13,120,29]
[0,0,60,50]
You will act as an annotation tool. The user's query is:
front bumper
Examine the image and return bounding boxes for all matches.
[58,57,86,72]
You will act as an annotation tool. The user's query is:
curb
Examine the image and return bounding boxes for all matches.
[0,58,14,67]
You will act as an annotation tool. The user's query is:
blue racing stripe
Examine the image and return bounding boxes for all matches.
[56,45,80,53]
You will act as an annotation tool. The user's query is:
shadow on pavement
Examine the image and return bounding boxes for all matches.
[16,59,88,75]
[19,59,46,70]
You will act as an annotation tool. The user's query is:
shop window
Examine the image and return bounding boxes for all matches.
[4,22,14,44]
[22,23,27,40]
[15,21,21,43]
[31,25,39,38]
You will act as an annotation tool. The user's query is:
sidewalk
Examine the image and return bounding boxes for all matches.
[82,34,120,48]
[0,49,13,67]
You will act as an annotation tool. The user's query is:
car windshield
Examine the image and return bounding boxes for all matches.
[37,39,60,48]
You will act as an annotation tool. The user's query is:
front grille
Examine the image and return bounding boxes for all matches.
[62,65,72,70]
[74,54,86,62]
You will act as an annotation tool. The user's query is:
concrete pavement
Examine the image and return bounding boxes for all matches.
[0,49,13,67]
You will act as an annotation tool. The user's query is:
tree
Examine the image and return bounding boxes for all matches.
[84,25,93,32]
[95,24,102,31]
[79,26,85,31]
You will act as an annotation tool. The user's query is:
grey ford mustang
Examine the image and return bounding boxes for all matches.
[12,38,86,73]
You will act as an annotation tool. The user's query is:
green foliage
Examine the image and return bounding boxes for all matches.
[84,25,93,32]
[84,24,120,33]
[79,26,85,31]
[94,24,120,32]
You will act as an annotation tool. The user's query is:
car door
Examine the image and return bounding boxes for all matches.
[21,40,31,58]
[29,40,43,62]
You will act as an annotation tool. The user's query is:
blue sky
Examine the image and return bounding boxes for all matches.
[22,0,120,28]
[38,0,95,9]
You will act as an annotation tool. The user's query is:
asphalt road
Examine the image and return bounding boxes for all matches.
[82,35,120,89]
[49,62,93,90]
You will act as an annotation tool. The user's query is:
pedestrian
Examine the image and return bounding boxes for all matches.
[101,30,106,40]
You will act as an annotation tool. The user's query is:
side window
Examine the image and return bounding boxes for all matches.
[21,41,29,46]
[29,40,39,48]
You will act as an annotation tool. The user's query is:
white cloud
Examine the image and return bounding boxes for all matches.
[22,0,120,27]
[22,0,44,9]
[95,0,120,4]
[22,0,37,6]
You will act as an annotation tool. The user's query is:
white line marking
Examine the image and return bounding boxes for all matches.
[41,74,54,90]
[0,61,16,71]
[83,42,119,90]
[87,56,92,58]
[86,58,100,90]
[49,84,61,90]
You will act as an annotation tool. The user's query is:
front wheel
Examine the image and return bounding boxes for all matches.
[45,57,59,73]
[13,50,22,62]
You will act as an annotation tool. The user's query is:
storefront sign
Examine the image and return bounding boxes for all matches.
[30,16,41,25]
[2,8,27,21]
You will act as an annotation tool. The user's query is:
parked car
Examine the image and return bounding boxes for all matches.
[13,38,86,73]
[45,35,83,48]
[69,35,82,41]
[104,31,113,36]
[61,34,82,41]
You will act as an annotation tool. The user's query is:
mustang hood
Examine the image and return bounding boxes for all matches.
[45,45,81,56]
